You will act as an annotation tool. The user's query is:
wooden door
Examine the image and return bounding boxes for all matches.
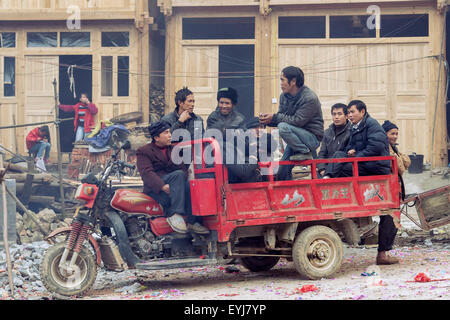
[278,42,430,160]
[24,55,59,159]
[179,46,218,123]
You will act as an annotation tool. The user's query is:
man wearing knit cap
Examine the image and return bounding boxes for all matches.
[225,117,278,183]
[207,87,245,133]
[382,120,411,178]
[136,121,209,234]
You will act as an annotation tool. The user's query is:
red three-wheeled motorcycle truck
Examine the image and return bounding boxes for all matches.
[40,137,406,297]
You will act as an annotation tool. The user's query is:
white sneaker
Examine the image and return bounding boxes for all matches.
[167,214,188,233]
[35,157,46,172]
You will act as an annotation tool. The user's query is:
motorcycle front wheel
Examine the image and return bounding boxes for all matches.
[40,242,98,298]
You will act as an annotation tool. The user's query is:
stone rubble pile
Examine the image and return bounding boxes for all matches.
[16,209,72,244]
[0,241,50,296]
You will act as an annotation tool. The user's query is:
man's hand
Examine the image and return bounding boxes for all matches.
[347,149,356,157]
[43,138,48,143]
[179,110,191,123]
[162,184,170,195]
[259,113,274,125]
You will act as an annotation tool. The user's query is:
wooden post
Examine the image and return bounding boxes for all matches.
[52,79,65,214]
[0,153,15,297]
[21,174,34,206]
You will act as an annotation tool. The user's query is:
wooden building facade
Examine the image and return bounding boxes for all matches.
[159,0,448,167]
[0,0,153,159]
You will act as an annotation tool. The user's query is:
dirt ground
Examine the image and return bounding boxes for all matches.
[22,169,450,301]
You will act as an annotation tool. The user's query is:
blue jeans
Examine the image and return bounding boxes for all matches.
[277,122,319,181]
[75,126,85,142]
[29,141,51,159]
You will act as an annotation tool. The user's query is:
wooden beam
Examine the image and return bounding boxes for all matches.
[257,13,273,116]
[429,9,448,167]
[136,0,150,123]
[0,11,136,21]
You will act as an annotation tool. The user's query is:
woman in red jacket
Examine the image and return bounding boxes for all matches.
[59,93,98,142]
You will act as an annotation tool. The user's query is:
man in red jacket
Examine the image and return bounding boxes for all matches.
[26,125,51,165]
[136,121,209,235]
[59,93,98,142]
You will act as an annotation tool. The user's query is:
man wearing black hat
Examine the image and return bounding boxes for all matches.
[207,87,245,133]
[162,87,204,143]
[225,117,278,183]
[259,66,324,181]
[136,121,209,234]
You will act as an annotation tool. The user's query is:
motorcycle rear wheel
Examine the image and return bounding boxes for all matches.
[40,242,97,298]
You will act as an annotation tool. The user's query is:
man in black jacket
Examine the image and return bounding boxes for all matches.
[225,117,278,183]
[317,103,351,177]
[260,66,324,180]
[322,100,398,265]
[162,87,204,143]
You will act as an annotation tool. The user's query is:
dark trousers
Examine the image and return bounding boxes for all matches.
[323,151,396,252]
[378,215,398,252]
[226,163,261,184]
[145,170,200,225]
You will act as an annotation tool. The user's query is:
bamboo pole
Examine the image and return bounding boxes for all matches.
[0,153,15,297]
[52,78,65,214]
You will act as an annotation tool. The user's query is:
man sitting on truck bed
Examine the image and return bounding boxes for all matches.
[225,117,278,183]
[317,103,351,178]
[259,66,324,181]
[322,100,399,265]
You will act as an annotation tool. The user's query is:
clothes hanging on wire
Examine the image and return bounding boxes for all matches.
[67,65,77,99]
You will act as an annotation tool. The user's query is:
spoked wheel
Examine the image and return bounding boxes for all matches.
[292,226,343,280]
[240,256,280,272]
[40,242,98,298]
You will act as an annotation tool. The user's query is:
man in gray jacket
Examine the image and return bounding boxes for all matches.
[260,66,324,180]
[162,87,204,143]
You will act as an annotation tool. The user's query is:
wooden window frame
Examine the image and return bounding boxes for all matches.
[100,55,130,98]
[0,56,16,98]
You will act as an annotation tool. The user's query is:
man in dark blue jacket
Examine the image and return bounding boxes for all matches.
[323,100,398,265]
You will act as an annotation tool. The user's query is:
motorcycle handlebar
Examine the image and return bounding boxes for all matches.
[119,160,135,170]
